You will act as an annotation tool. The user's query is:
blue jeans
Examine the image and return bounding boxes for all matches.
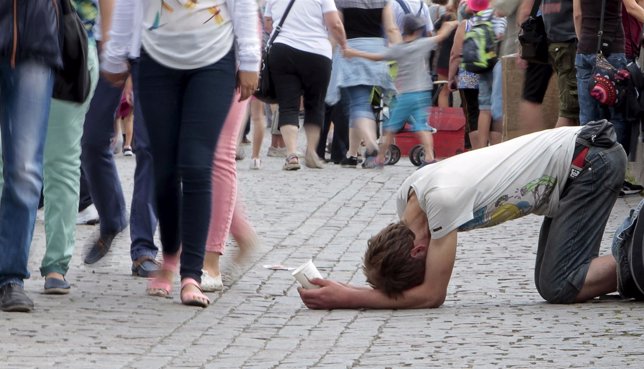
[129,59,158,262]
[575,53,627,145]
[344,85,376,125]
[0,60,54,287]
[137,49,236,283]
[81,71,128,236]
[535,138,626,303]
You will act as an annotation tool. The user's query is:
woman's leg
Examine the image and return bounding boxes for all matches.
[137,52,183,263]
[204,93,249,282]
[177,52,236,286]
[250,98,265,162]
[40,43,100,285]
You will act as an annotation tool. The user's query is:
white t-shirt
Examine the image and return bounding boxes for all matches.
[140,0,235,70]
[396,127,581,239]
[265,0,337,59]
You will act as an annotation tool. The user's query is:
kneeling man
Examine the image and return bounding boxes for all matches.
[299,120,627,309]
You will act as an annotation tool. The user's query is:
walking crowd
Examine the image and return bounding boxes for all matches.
[2,0,644,313]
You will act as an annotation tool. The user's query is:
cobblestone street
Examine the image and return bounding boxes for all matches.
[2,132,644,369]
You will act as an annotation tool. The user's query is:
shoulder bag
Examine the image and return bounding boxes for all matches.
[518,0,548,64]
[254,0,297,104]
[588,0,630,107]
[53,0,91,103]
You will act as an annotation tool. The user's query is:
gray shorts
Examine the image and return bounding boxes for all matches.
[534,131,626,303]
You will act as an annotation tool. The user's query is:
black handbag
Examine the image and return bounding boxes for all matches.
[53,0,91,103]
[518,0,548,64]
[254,0,296,104]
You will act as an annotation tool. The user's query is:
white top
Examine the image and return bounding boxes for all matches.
[265,0,338,59]
[391,0,435,34]
[102,0,261,73]
[396,127,580,239]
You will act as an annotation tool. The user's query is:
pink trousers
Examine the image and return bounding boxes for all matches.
[205,93,254,254]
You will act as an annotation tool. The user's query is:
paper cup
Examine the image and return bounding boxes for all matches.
[292,259,323,289]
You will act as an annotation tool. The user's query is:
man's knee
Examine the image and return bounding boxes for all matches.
[535,278,578,304]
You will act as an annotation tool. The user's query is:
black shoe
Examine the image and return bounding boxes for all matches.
[621,181,644,197]
[0,283,34,312]
[340,156,358,168]
[84,233,117,264]
[131,257,160,278]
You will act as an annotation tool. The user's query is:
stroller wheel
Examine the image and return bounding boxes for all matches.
[385,144,401,165]
[409,144,424,166]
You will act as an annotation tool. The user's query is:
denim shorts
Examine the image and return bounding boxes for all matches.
[383,90,433,133]
[344,85,376,125]
[477,62,502,121]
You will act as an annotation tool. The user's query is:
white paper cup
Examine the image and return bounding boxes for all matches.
[292,259,323,289]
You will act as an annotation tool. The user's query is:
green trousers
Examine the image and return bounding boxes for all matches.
[40,42,100,276]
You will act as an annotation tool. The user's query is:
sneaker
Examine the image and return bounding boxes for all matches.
[621,181,644,197]
[418,159,438,169]
[362,151,384,169]
[340,156,358,168]
[267,146,287,157]
[0,283,34,312]
[77,204,99,225]
[123,146,133,156]
[250,158,262,170]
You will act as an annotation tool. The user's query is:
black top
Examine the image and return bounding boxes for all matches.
[342,8,384,39]
[577,0,625,54]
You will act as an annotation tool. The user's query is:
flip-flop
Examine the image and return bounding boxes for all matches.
[180,278,210,308]
[146,253,179,297]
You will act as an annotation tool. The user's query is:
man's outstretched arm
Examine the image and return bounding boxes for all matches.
[298,231,458,309]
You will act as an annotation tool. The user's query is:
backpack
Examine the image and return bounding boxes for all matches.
[613,198,644,300]
[461,11,498,74]
[395,0,427,36]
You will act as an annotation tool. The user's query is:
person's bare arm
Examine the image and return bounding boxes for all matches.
[517,0,535,25]
[98,0,115,47]
[431,20,459,44]
[343,48,385,61]
[573,0,582,41]
[382,3,403,45]
[324,11,347,50]
[624,0,644,23]
[299,230,458,309]
[448,20,466,91]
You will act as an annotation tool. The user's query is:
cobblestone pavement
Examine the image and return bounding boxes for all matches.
[2,131,644,369]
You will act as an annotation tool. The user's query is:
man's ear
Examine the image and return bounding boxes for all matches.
[410,243,427,259]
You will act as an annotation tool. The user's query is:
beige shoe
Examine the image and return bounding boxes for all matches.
[304,151,325,169]
[267,146,287,157]
[200,270,223,292]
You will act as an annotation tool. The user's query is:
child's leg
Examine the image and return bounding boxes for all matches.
[475,71,494,149]
[379,94,411,161]
[410,91,435,162]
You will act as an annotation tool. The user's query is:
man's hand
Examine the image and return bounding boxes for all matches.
[102,71,130,87]
[237,70,259,102]
[298,279,355,309]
